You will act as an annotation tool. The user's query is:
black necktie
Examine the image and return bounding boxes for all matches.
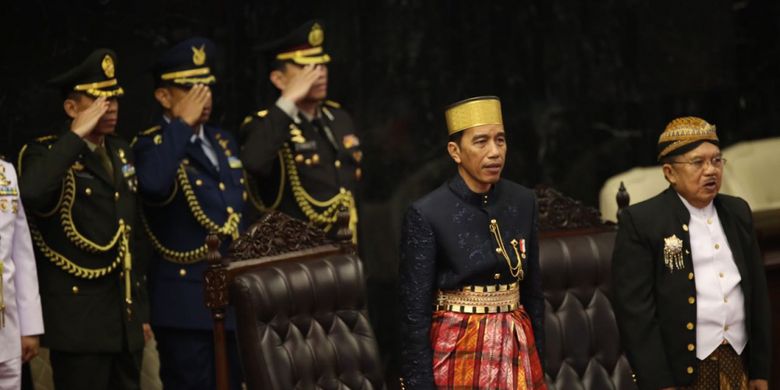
[311,118,338,150]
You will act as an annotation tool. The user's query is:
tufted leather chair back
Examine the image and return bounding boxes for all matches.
[540,230,637,390]
[229,252,386,390]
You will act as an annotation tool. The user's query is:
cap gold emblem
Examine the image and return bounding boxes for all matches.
[192,45,206,66]
[309,23,324,46]
[101,54,115,78]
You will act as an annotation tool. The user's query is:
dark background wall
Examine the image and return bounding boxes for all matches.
[3,0,780,384]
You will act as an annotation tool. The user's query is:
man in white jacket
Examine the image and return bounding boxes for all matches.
[0,158,43,390]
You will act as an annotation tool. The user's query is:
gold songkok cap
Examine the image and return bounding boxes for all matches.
[445,96,503,136]
[657,116,719,161]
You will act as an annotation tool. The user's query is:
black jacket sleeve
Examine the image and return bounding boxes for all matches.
[18,131,87,212]
[239,105,295,177]
[612,210,676,390]
[398,206,437,389]
[521,197,545,364]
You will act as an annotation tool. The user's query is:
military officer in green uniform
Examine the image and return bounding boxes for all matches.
[17,49,149,390]
[240,20,362,239]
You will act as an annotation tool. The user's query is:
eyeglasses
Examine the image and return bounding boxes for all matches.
[669,156,727,170]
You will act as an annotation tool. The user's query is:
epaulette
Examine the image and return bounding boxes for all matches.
[139,125,162,136]
[324,100,341,109]
[33,135,58,144]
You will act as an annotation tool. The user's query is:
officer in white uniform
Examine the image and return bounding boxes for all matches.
[0,159,44,390]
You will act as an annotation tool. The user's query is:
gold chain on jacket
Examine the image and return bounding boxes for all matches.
[489,219,524,280]
[140,211,209,264]
[281,144,357,235]
[245,151,285,213]
[60,170,124,252]
[141,163,241,263]
[29,220,129,279]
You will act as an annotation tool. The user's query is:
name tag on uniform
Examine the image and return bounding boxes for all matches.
[122,163,136,178]
[0,186,17,196]
[228,156,243,169]
[294,140,317,152]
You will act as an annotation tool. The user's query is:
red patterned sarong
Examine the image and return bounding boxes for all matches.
[430,307,547,389]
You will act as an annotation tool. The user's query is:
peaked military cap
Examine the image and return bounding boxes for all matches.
[657,116,719,161]
[154,37,217,86]
[255,20,331,65]
[445,96,503,135]
[49,49,125,98]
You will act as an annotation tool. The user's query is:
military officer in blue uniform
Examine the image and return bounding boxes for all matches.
[240,20,362,240]
[132,38,246,390]
[18,49,149,390]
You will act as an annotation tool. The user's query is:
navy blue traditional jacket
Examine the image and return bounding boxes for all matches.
[398,174,544,389]
[132,117,247,330]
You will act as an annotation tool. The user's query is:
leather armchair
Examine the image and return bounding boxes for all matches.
[205,211,386,390]
[536,186,636,390]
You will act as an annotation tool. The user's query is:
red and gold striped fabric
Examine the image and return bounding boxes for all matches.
[430,307,547,389]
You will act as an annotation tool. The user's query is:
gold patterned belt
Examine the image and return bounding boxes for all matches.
[435,282,520,314]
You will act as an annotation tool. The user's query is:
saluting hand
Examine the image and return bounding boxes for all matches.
[70,96,109,138]
[172,84,211,128]
[281,64,323,104]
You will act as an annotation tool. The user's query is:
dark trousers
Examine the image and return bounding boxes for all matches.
[154,327,244,390]
[49,348,142,390]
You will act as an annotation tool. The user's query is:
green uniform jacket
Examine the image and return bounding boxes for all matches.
[612,187,771,389]
[239,101,362,234]
[18,131,148,353]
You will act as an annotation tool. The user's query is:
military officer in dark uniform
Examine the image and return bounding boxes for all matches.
[132,37,246,390]
[17,49,149,390]
[612,117,770,390]
[398,97,546,389]
[240,20,362,239]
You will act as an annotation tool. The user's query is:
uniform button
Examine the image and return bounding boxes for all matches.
[725,325,730,331]
[723,297,728,303]
[239,177,245,184]
[153,134,163,145]
[495,248,503,254]
[334,160,342,168]
[295,154,304,163]
[688,272,694,280]
[687,344,695,351]
[355,168,362,180]
[305,158,312,166]
[687,322,694,330]
[114,192,120,201]
[707,218,712,224]
[715,243,720,250]
[242,191,248,201]
[179,269,187,277]
[72,286,79,294]
[85,188,92,196]
[195,179,203,186]
[226,206,234,214]
[312,154,320,164]
[688,296,695,304]
[719,272,724,278]
[682,224,688,231]
[218,182,226,191]
[687,366,694,374]
[494,273,501,280]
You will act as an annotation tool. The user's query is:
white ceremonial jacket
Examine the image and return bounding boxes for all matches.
[0,159,43,363]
